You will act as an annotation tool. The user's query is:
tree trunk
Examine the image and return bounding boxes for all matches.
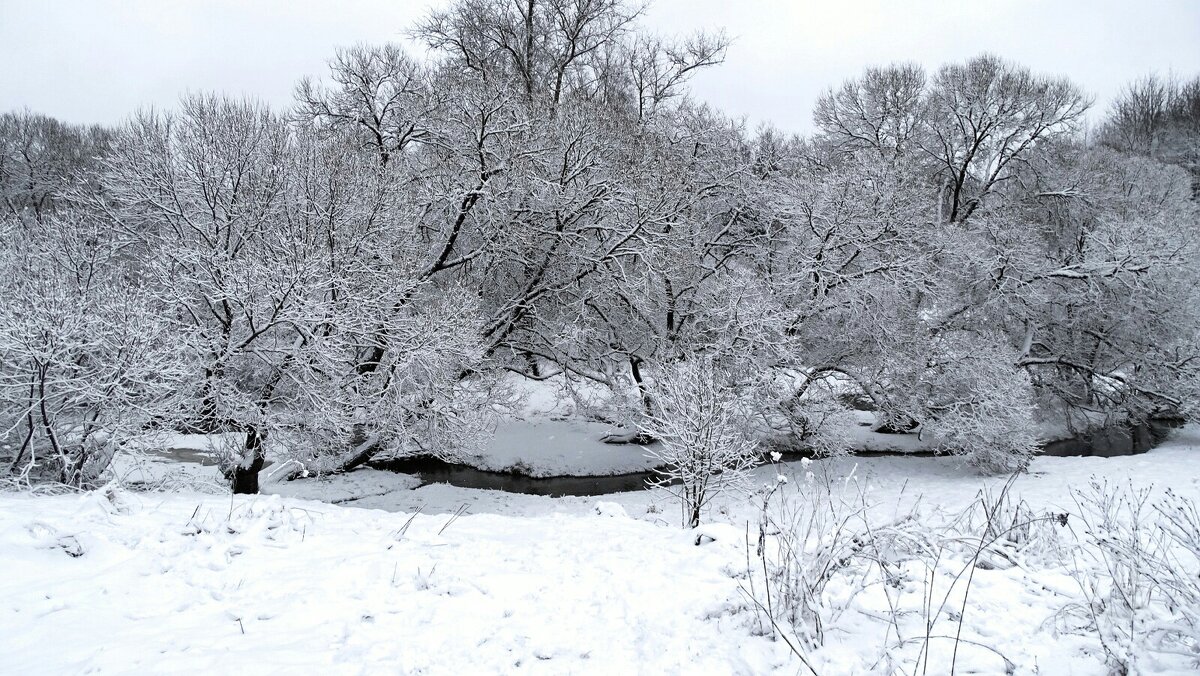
[195,359,227,433]
[525,351,541,378]
[232,426,266,494]
[630,356,652,417]
[339,426,381,473]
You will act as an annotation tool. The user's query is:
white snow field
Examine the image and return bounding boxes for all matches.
[2,427,1199,674]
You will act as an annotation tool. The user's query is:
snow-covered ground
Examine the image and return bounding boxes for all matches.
[3,428,1199,674]
[0,490,783,674]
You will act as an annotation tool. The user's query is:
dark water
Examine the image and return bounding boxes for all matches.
[368,455,658,497]
[1040,417,1183,458]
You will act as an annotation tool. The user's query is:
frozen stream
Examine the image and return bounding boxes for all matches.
[366,417,1182,497]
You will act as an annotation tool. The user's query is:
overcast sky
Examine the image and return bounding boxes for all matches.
[2,0,1198,134]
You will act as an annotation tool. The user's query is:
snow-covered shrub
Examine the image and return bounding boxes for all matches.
[966,478,1067,567]
[1152,489,1200,661]
[640,357,759,528]
[742,459,939,664]
[743,461,868,650]
[740,467,1082,673]
[918,334,1041,473]
[863,477,1071,674]
[1062,481,1200,673]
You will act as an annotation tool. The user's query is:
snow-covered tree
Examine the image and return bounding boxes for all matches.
[0,110,110,221]
[1099,73,1200,189]
[640,356,759,527]
[100,94,490,492]
[0,212,182,486]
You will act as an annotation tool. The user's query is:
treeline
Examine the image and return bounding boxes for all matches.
[2,0,1198,491]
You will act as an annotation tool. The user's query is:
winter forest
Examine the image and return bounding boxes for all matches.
[3,0,1200,673]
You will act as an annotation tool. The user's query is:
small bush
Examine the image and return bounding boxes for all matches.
[1062,481,1200,673]
[640,357,759,528]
